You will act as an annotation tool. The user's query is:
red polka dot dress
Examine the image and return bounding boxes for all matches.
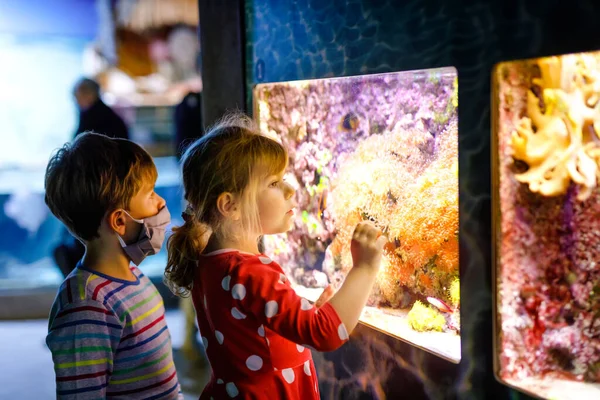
[191,249,349,399]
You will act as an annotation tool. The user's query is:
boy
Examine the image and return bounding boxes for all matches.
[44,132,183,399]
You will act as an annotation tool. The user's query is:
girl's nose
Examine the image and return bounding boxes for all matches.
[283,181,295,200]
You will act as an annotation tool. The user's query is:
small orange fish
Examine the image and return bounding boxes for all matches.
[427,296,453,313]
[316,189,328,220]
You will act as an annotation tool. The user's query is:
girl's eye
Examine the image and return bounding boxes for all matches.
[270,181,279,187]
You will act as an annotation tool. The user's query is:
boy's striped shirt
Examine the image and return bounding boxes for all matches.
[46,264,183,399]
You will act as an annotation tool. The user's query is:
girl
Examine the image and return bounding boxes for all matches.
[165,114,386,399]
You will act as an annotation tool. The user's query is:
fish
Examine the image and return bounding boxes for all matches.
[427,296,453,313]
[339,112,359,131]
[316,189,328,220]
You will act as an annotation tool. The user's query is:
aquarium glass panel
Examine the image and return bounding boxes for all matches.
[494,51,600,399]
[254,67,460,363]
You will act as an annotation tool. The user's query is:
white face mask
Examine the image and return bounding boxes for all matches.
[116,207,171,266]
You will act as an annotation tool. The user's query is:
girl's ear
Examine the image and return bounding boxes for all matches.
[216,192,241,221]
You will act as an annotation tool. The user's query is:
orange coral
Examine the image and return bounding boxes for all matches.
[329,118,459,303]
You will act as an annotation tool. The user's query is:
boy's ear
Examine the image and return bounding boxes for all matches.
[107,209,127,235]
[216,192,241,221]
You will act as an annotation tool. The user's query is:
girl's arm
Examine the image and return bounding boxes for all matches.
[228,221,385,351]
[328,221,386,332]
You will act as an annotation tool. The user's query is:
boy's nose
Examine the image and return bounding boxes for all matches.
[157,195,166,210]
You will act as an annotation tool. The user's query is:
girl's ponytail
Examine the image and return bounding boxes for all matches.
[164,212,210,297]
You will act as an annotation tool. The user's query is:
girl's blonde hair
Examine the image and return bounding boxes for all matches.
[164,112,288,296]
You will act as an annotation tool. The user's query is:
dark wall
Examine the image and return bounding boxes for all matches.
[198,0,246,127]
[240,0,600,399]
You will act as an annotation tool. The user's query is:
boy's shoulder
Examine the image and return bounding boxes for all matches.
[51,265,153,316]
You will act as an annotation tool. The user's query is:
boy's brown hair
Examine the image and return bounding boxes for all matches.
[44,132,158,241]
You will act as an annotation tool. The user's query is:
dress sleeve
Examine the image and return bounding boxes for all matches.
[46,299,123,399]
[228,255,349,352]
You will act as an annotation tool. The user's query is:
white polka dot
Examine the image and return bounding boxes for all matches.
[215,330,224,345]
[225,382,238,397]
[315,381,318,393]
[201,336,208,349]
[304,360,312,376]
[300,298,313,311]
[246,355,263,371]
[217,379,224,384]
[265,301,278,317]
[266,338,270,346]
[296,344,305,352]
[259,256,272,264]
[274,367,278,371]
[258,325,265,337]
[282,368,295,384]
[231,307,247,320]
[338,323,349,340]
[231,307,246,319]
[231,284,246,300]
[222,276,231,291]
[279,273,287,283]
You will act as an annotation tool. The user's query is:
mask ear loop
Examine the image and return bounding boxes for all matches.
[121,209,144,224]
[115,209,144,246]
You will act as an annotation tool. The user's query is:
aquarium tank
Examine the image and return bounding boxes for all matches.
[253,67,460,363]
[494,51,600,399]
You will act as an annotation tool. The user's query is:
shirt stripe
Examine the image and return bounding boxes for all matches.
[57,381,109,396]
[110,361,174,385]
[106,371,177,397]
[56,358,113,369]
[112,352,170,376]
[56,370,109,382]
[114,336,171,364]
[92,280,112,301]
[118,325,168,353]
[121,315,165,342]
[56,305,113,319]
[50,319,122,332]
[119,289,159,322]
[102,283,129,305]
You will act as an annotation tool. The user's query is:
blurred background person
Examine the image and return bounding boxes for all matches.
[73,77,129,139]
[174,90,203,160]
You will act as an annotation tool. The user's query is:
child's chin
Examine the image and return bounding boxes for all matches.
[264,225,294,235]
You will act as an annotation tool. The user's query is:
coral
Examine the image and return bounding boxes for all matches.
[510,54,600,201]
[498,52,600,385]
[407,300,446,332]
[449,277,460,307]
[328,117,458,304]
[255,69,458,311]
